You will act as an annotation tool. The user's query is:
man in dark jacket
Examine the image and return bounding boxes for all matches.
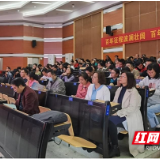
[11,77,40,115]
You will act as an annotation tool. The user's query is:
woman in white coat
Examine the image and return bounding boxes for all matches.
[108,72,144,158]
[85,71,110,101]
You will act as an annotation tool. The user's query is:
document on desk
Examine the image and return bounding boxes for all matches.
[3,103,17,109]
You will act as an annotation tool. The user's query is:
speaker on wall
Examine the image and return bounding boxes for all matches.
[106,26,113,36]
[32,40,37,48]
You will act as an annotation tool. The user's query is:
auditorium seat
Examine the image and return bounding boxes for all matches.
[39,106,51,113]
[65,82,79,96]
[58,113,97,148]
[107,85,119,101]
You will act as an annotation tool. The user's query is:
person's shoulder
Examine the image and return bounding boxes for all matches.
[88,84,94,89]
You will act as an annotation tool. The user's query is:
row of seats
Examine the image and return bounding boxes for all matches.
[0,104,54,158]
[0,82,157,158]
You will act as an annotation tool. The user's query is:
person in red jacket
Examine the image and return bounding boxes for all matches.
[74,60,79,69]
[11,77,40,115]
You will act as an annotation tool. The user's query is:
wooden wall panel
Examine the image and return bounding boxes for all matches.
[23,41,44,54]
[125,1,160,58]
[140,1,156,14]
[75,19,83,58]
[0,40,23,53]
[44,42,62,54]
[125,1,139,18]
[157,10,160,27]
[63,39,73,54]
[3,57,27,70]
[125,16,139,33]
[24,26,44,38]
[157,1,160,11]
[63,24,73,38]
[140,11,157,30]
[82,16,92,60]
[0,26,23,37]
[44,28,62,38]
[140,41,158,57]
[103,8,122,27]
[125,43,140,58]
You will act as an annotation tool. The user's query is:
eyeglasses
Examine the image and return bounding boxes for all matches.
[119,75,127,78]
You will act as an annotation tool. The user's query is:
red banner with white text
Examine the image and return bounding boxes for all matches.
[101,27,160,47]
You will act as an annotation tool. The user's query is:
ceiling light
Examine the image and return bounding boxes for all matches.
[32,2,51,5]
[56,9,73,12]
[23,1,70,17]
[17,10,20,12]
[34,6,36,8]
[0,1,29,11]
[83,1,95,3]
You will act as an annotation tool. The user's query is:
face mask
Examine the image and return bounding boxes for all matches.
[48,77,53,82]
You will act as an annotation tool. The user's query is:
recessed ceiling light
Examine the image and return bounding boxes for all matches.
[32,2,51,5]
[83,1,95,3]
[56,9,73,12]
[34,6,36,8]
[17,10,20,12]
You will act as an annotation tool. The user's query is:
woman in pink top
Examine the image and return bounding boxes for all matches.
[26,72,39,88]
[74,72,91,99]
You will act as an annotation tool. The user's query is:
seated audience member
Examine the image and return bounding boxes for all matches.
[35,67,41,76]
[157,58,160,67]
[40,68,48,80]
[137,63,160,130]
[121,67,131,73]
[86,66,94,83]
[117,59,125,70]
[11,78,40,115]
[74,60,79,69]
[52,64,61,75]
[107,61,114,68]
[126,61,140,78]
[109,72,144,158]
[20,68,29,83]
[38,64,43,72]
[105,55,112,63]
[127,56,134,62]
[81,59,86,67]
[70,60,75,70]
[108,64,115,72]
[79,63,83,68]
[73,72,91,99]
[110,68,120,85]
[6,66,12,79]
[135,60,146,73]
[3,71,9,83]
[61,67,75,82]
[133,53,140,66]
[26,72,39,88]
[114,55,119,63]
[46,70,66,95]
[32,63,37,71]
[85,71,110,101]
[97,61,106,71]
[58,64,63,74]
[140,58,155,78]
